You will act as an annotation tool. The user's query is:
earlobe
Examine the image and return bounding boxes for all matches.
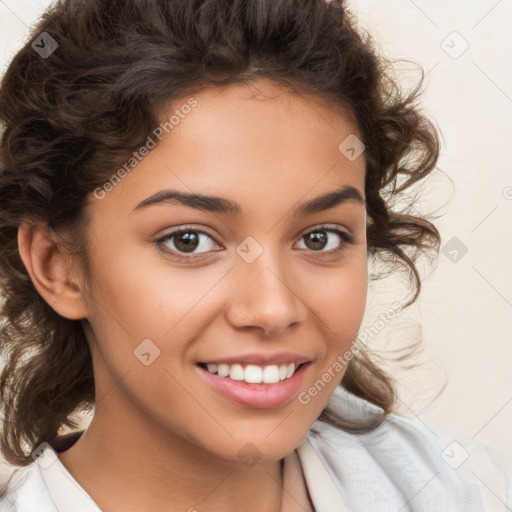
[17,221,88,320]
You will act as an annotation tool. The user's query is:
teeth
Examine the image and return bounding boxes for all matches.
[203,362,300,384]
[229,364,245,381]
[245,365,262,383]
[207,364,218,374]
[262,365,280,384]
[218,364,229,377]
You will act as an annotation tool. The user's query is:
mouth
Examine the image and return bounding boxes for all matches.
[197,362,302,384]
[195,361,311,409]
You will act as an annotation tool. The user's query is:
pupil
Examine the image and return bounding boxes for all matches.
[307,231,327,250]
[176,231,199,252]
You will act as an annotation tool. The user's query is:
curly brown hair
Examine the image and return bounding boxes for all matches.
[0,0,440,477]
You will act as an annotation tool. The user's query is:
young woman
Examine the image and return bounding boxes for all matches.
[0,0,510,510]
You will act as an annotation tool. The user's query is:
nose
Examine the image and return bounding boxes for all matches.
[225,246,308,337]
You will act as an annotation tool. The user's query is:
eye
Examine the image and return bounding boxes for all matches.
[295,225,355,256]
[156,224,355,261]
[156,227,221,260]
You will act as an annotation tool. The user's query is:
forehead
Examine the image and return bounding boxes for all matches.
[87,79,366,219]
[157,79,360,147]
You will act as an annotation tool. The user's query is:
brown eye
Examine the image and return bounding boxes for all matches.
[173,231,200,253]
[303,231,329,251]
[295,226,355,255]
[157,228,221,258]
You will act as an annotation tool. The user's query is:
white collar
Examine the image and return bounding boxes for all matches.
[23,438,347,512]
[35,445,100,511]
[296,437,348,511]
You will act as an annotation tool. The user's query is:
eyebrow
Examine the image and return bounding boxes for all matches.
[131,184,365,217]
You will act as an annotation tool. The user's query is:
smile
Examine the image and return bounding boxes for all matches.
[199,362,300,384]
[196,361,310,409]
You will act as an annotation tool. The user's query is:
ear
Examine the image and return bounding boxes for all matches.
[17,221,89,320]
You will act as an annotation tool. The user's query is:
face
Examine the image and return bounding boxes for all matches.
[78,79,368,462]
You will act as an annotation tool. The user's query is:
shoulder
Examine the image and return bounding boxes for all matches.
[305,387,512,512]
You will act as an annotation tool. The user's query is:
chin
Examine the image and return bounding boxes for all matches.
[205,427,309,464]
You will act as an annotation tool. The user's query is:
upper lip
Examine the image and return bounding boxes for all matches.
[199,352,311,366]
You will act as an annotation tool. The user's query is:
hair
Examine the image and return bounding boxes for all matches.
[0,0,441,480]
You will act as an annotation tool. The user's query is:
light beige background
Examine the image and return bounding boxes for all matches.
[0,0,510,454]
[349,0,512,454]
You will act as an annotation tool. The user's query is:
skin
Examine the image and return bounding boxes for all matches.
[18,79,368,512]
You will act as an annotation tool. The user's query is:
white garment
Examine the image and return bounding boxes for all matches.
[1,387,511,511]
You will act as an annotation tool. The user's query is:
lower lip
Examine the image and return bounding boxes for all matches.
[196,363,309,409]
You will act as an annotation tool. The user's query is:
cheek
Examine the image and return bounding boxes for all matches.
[295,270,367,417]
[84,238,222,339]
[306,261,368,343]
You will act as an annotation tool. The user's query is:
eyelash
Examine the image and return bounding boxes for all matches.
[155,224,356,261]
